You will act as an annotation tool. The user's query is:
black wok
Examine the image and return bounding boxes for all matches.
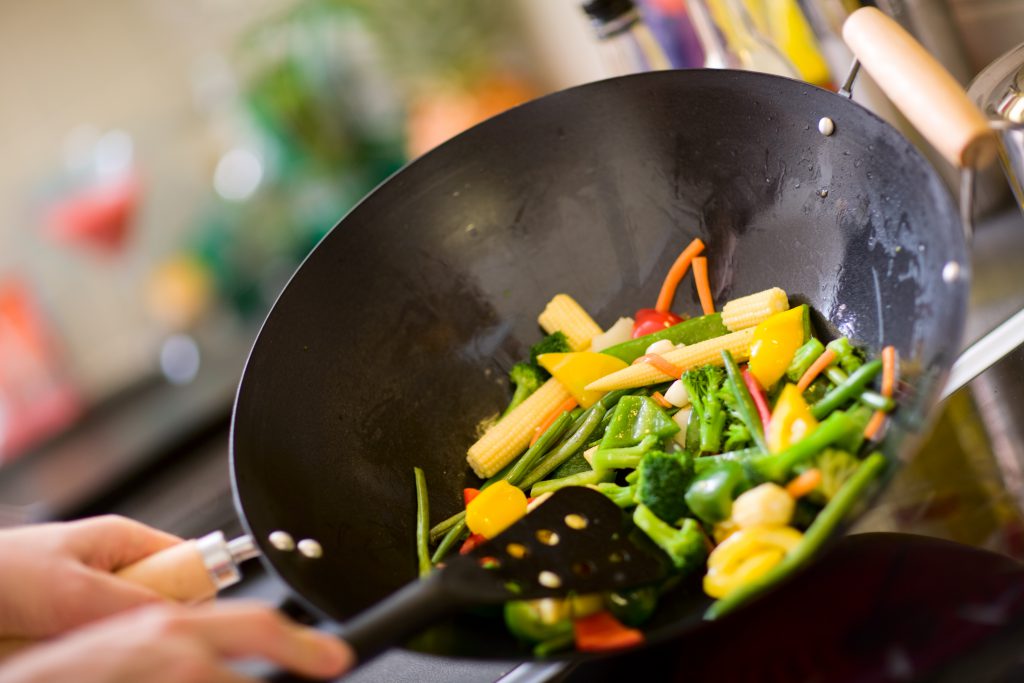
[229,9,983,665]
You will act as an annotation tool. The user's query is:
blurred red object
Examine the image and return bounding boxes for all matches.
[43,173,140,254]
[0,279,80,463]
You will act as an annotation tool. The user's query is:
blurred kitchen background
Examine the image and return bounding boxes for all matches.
[5,0,1024,680]
[3,0,1024,625]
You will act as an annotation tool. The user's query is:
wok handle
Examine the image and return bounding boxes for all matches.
[335,571,458,663]
[842,7,997,170]
[115,531,259,603]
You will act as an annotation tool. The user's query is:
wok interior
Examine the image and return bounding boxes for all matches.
[231,70,968,658]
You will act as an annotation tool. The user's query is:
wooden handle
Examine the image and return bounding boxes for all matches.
[115,539,219,604]
[842,7,997,169]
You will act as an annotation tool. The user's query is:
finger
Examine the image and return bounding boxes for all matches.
[62,515,182,571]
[172,602,353,680]
[44,565,169,634]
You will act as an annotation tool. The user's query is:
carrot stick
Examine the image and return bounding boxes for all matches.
[655,238,706,313]
[530,397,578,446]
[797,348,837,393]
[864,346,897,440]
[633,353,684,380]
[863,410,887,440]
[692,256,715,315]
[651,391,673,409]
[880,345,897,397]
[786,468,822,498]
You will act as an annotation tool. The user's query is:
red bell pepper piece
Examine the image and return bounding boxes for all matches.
[742,368,772,433]
[573,611,645,652]
[631,308,683,339]
[459,533,487,555]
[463,488,480,507]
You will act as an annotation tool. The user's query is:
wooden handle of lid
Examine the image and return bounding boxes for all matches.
[842,7,997,169]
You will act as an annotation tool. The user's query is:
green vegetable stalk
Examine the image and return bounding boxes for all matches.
[504,411,575,486]
[594,482,638,508]
[591,435,660,470]
[823,366,894,412]
[600,313,729,364]
[633,505,707,572]
[414,467,431,577]
[681,366,728,453]
[810,360,882,419]
[530,468,613,497]
[722,350,767,452]
[502,363,546,417]
[705,452,887,619]
[785,338,825,382]
[753,411,858,481]
[520,404,607,488]
[430,519,466,564]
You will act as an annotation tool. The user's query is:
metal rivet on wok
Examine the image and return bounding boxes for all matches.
[943,261,961,283]
[297,539,323,558]
[818,117,835,136]
[268,531,295,552]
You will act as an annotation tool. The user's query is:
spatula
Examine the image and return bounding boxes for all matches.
[334,486,670,661]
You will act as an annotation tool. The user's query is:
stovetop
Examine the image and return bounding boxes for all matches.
[3,209,1024,681]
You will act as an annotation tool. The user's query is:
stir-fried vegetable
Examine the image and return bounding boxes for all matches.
[412,239,900,654]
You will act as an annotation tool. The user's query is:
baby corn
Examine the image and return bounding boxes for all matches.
[586,327,756,392]
[722,288,789,332]
[538,294,602,351]
[467,378,572,478]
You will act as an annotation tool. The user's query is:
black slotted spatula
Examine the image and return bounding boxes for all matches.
[335,486,671,662]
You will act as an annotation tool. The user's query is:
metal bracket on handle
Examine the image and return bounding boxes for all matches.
[838,59,861,99]
[196,532,261,590]
[959,167,976,241]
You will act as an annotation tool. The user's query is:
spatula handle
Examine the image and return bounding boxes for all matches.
[335,571,457,663]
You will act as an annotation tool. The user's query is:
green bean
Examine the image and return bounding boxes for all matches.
[429,510,465,543]
[786,338,825,382]
[520,404,607,488]
[504,411,574,486]
[414,467,432,577]
[430,519,467,564]
[754,411,857,481]
[823,366,894,412]
[810,360,882,419]
[705,453,887,619]
[722,350,767,452]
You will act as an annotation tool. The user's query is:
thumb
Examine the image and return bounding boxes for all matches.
[62,515,182,572]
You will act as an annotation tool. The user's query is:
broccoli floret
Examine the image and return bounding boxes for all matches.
[636,450,694,524]
[681,366,728,453]
[801,448,861,504]
[529,332,571,372]
[502,362,546,418]
[633,504,707,573]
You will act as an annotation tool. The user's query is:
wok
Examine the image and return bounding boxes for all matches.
[105,6,1009,669]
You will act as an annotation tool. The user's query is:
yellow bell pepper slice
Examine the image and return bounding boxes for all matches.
[767,383,819,454]
[747,306,807,389]
[466,480,528,539]
[537,352,628,408]
[703,524,804,598]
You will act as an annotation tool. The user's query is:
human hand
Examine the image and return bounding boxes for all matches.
[0,515,181,639]
[0,601,353,683]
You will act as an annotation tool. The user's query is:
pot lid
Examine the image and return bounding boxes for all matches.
[968,42,1024,125]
